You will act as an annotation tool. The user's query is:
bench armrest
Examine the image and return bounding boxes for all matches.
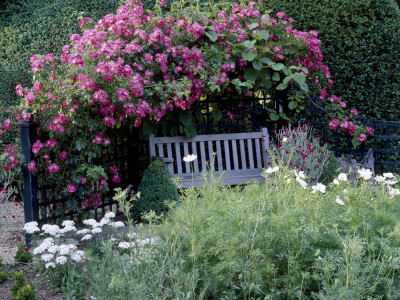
[151,156,174,164]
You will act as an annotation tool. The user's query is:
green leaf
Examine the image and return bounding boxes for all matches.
[116,121,121,129]
[279,113,289,120]
[260,57,273,65]
[299,82,309,93]
[184,125,197,138]
[252,60,263,71]
[288,101,298,110]
[212,109,222,121]
[272,72,280,81]
[205,31,218,42]
[143,120,154,136]
[258,30,269,40]
[271,63,285,71]
[276,83,287,90]
[283,75,293,85]
[170,126,178,136]
[269,112,279,121]
[244,68,258,81]
[241,40,257,49]
[180,110,192,126]
[249,23,259,30]
[293,73,306,85]
[242,51,256,61]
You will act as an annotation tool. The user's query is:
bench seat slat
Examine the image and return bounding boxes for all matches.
[216,141,223,171]
[191,141,199,173]
[240,139,247,169]
[151,131,263,144]
[175,142,182,174]
[232,140,239,170]
[224,140,231,171]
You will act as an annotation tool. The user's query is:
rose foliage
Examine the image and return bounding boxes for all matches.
[0,0,371,215]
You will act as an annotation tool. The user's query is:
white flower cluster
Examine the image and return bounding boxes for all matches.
[24,221,40,234]
[118,237,160,250]
[78,212,124,242]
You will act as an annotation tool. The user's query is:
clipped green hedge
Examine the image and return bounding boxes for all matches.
[0,0,156,107]
[261,0,400,120]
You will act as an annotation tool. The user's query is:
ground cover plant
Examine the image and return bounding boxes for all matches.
[23,160,400,299]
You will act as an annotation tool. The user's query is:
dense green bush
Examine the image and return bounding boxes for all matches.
[261,0,400,120]
[0,0,126,107]
[134,160,180,221]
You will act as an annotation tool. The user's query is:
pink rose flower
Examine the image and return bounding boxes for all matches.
[27,161,36,172]
[357,134,367,143]
[366,127,374,135]
[48,164,60,173]
[67,184,77,193]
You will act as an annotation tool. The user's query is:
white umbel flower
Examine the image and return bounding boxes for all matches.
[118,242,132,249]
[81,234,93,241]
[76,229,90,235]
[45,262,56,269]
[110,221,125,228]
[104,212,115,219]
[183,154,197,162]
[24,221,40,234]
[91,227,102,234]
[83,219,97,226]
[62,220,75,227]
[41,254,54,262]
[55,256,68,265]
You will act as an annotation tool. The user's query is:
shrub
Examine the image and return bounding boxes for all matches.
[0,269,8,283]
[0,0,121,107]
[133,160,180,221]
[261,0,400,120]
[320,152,342,185]
[15,284,36,300]
[14,244,33,263]
[10,271,26,297]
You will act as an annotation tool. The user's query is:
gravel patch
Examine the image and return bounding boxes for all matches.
[0,200,25,264]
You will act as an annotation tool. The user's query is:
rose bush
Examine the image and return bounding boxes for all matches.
[0,0,370,215]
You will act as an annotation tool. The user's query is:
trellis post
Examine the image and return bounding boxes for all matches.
[20,117,39,248]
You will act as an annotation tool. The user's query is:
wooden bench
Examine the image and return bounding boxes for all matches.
[149,128,270,188]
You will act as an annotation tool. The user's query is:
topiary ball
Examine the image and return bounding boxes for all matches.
[133,160,180,222]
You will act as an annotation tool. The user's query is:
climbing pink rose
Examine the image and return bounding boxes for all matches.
[357,134,367,143]
[67,184,77,193]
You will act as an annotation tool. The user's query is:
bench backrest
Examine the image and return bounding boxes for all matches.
[149,128,270,178]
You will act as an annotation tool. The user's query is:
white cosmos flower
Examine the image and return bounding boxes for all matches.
[45,262,56,269]
[337,173,347,181]
[287,178,291,183]
[388,187,400,197]
[104,212,115,219]
[55,256,68,265]
[385,180,398,185]
[343,189,348,194]
[282,137,288,143]
[294,170,306,179]
[312,183,326,194]
[81,234,92,241]
[374,175,385,183]
[358,168,372,180]
[383,172,394,178]
[296,176,308,189]
[183,154,197,162]
[336,197,345,206]
[265,166,279,174]
[333,179,340,185]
